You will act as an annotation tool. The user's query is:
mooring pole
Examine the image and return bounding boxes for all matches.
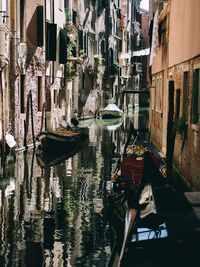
[166,80,175,181]
[30,92,35,149]
[0,71,6,168]
[24,92,30,149]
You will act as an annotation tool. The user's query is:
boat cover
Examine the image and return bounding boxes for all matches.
[104,104,122,112]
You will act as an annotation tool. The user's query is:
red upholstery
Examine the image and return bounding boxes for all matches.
[120,157,144,185]
[120,155,160,186]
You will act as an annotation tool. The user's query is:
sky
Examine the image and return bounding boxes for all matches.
[140,0,149,10]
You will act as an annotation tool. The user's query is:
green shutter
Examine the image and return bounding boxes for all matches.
[79,29,83,51]
[37,6,43,47]
[59,29,68,64]
[46,22,57,61]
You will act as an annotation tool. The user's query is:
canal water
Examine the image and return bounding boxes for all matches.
[0,108,149,267]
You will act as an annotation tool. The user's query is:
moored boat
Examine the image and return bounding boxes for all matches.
[37,126,89,152]
[107,123,200,267]
[99,104,123,119]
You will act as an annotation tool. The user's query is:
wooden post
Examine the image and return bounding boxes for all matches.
[24,92,30,149]
[40,102,45,132]
[23,120,27,149]
[166,81,175,181]
[0,71,6,167]
[24,91,35,149]
[30,92,35,149]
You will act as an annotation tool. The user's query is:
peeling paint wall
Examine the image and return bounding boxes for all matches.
[150,0,200,188]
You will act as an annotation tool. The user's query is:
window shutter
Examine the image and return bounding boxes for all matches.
[46,22,57,61]
[108,16,112,34]
[102,0,106,8]
[79,29,83,50]
[83,32,88,56]
[192,70,199,124]
[59,29,68,64]
[86,32,88,56]
[37,6,43,47]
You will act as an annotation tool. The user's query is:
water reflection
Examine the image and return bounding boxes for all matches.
[0,108,149,266]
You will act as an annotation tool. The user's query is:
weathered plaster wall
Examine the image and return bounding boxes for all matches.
[169,56,200,188]
[169,0,200,67]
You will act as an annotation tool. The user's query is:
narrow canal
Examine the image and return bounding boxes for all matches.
[0,108,150,267]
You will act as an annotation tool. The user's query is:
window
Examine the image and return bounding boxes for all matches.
[175,89,180,120]
[155,77,159,112]
[46,22,57,61]
[151,79,155,111]
[158,17,167,46]
[59,29,68,64]
[20,75,25,114]
[183,71,189,121]
[79,30,88,56]
[37,6,44,47]
[2,0,7,11]
[65,0,72,24]
[192,69,199,124]
[159,77,162,113]
[38,76,42,112]
[20,0,25,41]
[46,0,51,21]
[2,0,7,23]
[45,77,51,111]
[101,40,105,57]
[84,32,88,57]
[54,89,58,107]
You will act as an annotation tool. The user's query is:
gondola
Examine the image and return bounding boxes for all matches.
[107,123,200,267]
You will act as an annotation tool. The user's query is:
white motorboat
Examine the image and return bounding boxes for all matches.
[99,104,123,119]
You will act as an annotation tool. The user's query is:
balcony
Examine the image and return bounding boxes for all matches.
[67,57,83,64]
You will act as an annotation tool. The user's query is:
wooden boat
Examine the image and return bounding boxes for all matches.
[107,123,200,267]
[99,104,123,119]
[37,126,89,152]
[108,152,164,266]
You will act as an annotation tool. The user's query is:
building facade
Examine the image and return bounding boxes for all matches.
[0,0,149,154]
[149,0,200,188]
